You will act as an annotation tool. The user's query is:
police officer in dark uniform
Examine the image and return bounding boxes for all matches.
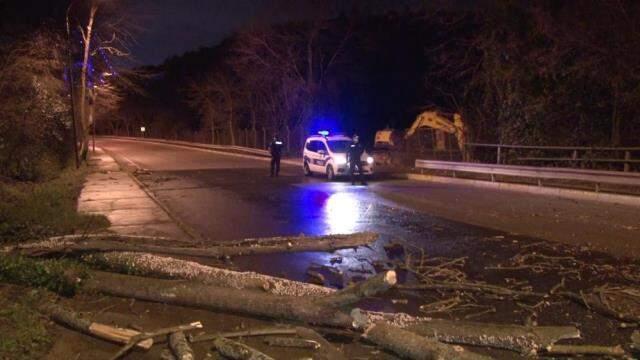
[347,135,366,185]
[268,135,284,177]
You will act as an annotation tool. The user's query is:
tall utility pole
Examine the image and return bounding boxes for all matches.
[65,3,80,168]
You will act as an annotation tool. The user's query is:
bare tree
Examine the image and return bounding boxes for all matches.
[186,69,241,145]
[231,19,353,136]
[67,0,137,158]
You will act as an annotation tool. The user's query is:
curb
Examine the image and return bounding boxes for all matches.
[99,146,203,241]
[403,173,640,207]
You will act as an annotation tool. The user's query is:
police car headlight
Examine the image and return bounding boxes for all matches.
[335,155,347,165]
[366,156,374,165]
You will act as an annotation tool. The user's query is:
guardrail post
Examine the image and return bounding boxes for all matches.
[624,151,631,172]
[496,145,502,164]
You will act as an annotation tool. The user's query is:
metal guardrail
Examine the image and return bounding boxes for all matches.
[415,159,640,189]
[466,143,640,172]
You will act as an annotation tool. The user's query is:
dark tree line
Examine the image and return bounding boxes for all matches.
[104,1,640,154]
[3,1,638,177]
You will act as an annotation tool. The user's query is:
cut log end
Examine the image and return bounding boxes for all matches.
[384,270,397,286]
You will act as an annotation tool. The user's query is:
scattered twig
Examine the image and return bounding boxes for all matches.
[263,336,320,349]
[189,327,297,343]
[110,321,202,360]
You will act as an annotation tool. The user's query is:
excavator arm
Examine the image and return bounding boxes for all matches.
[405,111,458,138]
[404,111,469,160]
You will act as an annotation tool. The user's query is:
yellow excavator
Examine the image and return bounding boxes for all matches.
[374,111,469,163]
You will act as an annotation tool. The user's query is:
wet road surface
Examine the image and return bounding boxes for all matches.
[95,138,640,357]
[98,139,504,281]
[98,137,640,259]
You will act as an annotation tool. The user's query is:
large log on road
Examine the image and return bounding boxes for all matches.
[82,251,334,297]
[80,270,353,328]
[362,321,491,360]
[351,309,580,355]
[8,232,378,258]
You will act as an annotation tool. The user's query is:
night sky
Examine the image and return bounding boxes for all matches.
[123,0,426,65]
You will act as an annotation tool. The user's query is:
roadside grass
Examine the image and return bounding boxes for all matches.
[0,165,109,358]
[0,286,52,360]
[0,165,109,244]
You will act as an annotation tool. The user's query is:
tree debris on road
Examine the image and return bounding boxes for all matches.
[5,230,640,359]
[6,232,378,258]
[82,251,334,297]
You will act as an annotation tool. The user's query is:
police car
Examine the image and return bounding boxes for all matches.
[303,131,374,180]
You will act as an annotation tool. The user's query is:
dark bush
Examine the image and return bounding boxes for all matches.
[0,28,71,181]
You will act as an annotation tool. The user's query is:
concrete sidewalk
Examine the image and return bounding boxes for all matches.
[77,148,189,239]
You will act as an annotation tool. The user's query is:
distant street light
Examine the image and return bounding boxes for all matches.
[140,126,146,138]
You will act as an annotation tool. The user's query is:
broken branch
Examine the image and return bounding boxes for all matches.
[213,336,274,360]
[544,344,627,357]
[10,232,378,258]
[40,302,153,349]
[363,321,490,360]
[169,331,195,360]
[318,270,396,307]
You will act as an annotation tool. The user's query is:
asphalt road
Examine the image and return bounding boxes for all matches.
[98,138,640,261]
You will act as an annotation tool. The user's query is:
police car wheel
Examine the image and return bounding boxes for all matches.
[326,165,335,181]
[303,162,312,176]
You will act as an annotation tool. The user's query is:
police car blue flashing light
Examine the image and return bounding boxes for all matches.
[317,130,330,136]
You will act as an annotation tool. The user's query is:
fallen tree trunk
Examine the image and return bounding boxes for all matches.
[82,252,334,297]
[40,302,153,349]
[9,232,378,258]
[351,309,580,355]
[80,270,353,328]
[406,319,580,355]
[363,321,491,360]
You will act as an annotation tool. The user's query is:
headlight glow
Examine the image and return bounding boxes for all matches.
[366,156,374,164]
[335,155,347,165]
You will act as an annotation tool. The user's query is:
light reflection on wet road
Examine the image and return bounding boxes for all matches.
[97,138,497,285]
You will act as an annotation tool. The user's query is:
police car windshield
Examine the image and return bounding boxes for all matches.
[327,140,352,153]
